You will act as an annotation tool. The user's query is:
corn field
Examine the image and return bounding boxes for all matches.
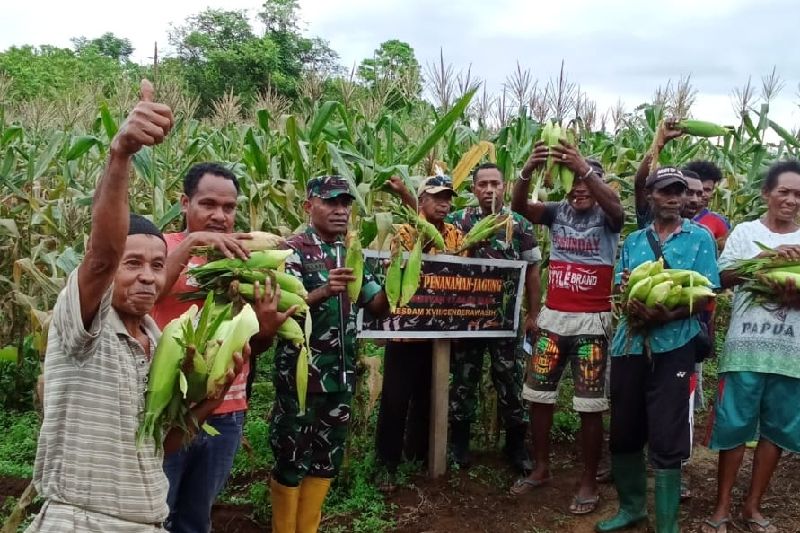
[1,70,799,354]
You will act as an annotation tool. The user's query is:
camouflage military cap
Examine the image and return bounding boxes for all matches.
[306,175,354,199]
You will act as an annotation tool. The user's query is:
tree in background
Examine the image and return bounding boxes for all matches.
[71,32,134,63]
[358,39,422,109]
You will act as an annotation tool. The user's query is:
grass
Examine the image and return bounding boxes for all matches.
[0,411,38,479]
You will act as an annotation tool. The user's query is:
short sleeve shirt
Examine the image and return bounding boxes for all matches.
[151,232,249,414]
[611,219,720,356]
[273,227,381,394]
[32,271,169,524]
[539,201,621,313]
[446,206,541,263]
[717,219,800,378]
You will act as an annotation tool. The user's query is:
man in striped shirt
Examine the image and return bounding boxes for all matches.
[27,82,277,533]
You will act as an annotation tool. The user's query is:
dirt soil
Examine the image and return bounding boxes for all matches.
[2,427,799,533]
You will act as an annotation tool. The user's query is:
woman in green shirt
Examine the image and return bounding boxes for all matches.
[702,160,800,533]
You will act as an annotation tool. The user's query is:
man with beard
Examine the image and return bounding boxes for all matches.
[509,140,624,516]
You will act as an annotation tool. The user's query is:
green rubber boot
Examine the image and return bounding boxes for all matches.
[595,452,648,532]
[654,469,681,533]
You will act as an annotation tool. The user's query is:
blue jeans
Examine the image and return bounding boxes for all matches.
[163,411,245,533]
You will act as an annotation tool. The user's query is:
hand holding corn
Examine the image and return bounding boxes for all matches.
[323,268,357,298]
[626,298,674,328]
[250,279,300,340]
[520,141,549,180]
[550,140,592,178]
[188,231,253,260]
[207,347,247,401]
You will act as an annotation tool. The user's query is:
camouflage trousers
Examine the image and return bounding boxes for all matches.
[449,337,526,428]
[269,390,352,487]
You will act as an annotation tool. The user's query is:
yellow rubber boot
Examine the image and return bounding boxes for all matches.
[270,478,300,533]
[296,476,332,533]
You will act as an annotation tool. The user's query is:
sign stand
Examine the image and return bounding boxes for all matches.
[427,338,450,478]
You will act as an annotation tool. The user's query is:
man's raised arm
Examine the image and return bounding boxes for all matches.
[77,80,174,327]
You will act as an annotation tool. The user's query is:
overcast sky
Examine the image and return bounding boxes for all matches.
[2,0,798,128]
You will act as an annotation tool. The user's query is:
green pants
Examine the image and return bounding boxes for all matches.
[449,337,526,427]
[269,391,352,487]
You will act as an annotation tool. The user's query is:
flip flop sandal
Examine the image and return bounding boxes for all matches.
[742,517,777,533]
[569,494,600,515]
[509,476,552,496]
[700,517,731,533]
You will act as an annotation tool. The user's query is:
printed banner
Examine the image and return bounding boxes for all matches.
[357,250,528,339]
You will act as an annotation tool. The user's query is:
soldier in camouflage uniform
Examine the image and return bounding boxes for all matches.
[269,176,389,533]
[445,163,542,474]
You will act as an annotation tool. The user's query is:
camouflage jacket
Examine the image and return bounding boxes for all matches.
[274,227,382,394]
[446,206,541,263]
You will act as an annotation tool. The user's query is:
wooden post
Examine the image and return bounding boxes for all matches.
[428,338,450,477]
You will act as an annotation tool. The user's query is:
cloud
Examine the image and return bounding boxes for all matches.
[1,0,798,126]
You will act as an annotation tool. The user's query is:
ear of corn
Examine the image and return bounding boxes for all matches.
[206,304,260,398]
[244,249,293,270]
[137,305,199,450]
[385,242,403,312]
[277,316,305,346]
[645,280,673,307]
[296,345,309,414]
[399,236,423,307]
[663,269,712,287]
[628,278,653,302]
[677,286,715,306]
[345,230,364,302]
[243,231,286,251]
[456,213,507,253]
[233,281,308,315]
[678,119,732,138]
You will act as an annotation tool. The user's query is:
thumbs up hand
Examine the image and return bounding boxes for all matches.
[111,79,174,156]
